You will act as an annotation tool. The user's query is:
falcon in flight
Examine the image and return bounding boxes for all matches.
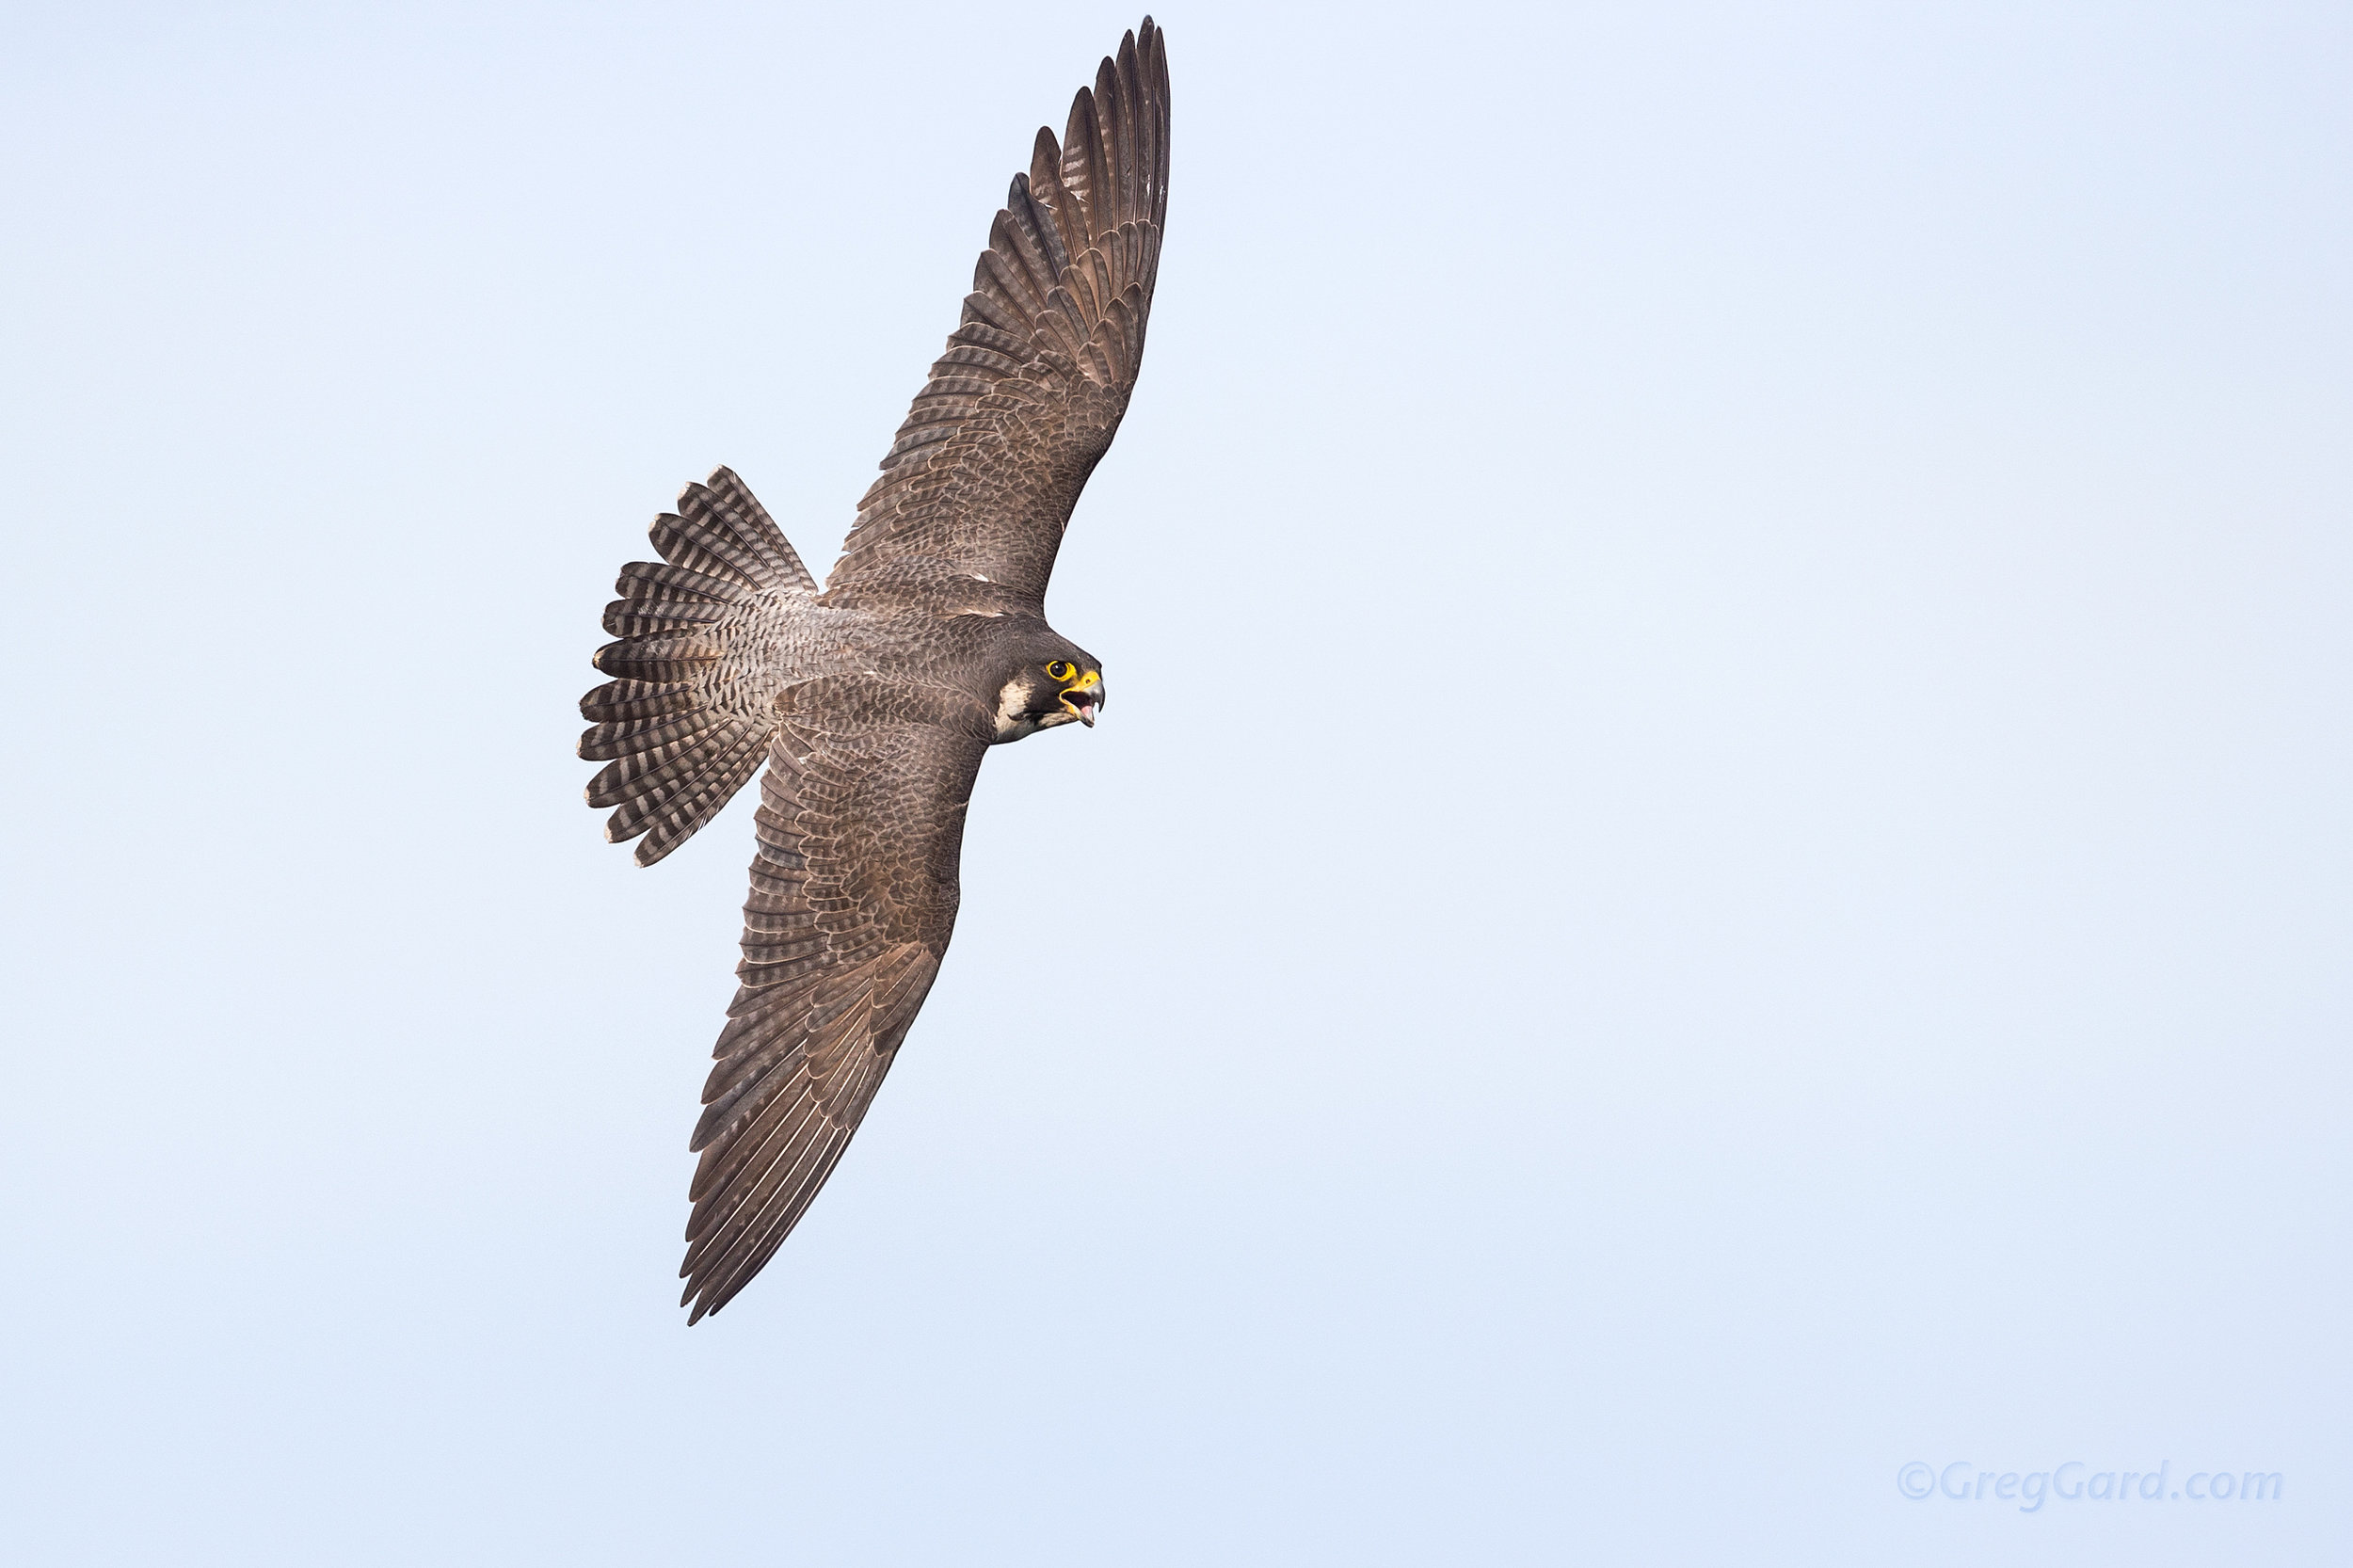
[579,19,1170,1321]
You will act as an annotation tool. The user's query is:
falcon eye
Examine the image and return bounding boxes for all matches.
[1045,660,1074,681]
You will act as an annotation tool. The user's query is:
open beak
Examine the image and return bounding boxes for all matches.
[1060,679,1103,728]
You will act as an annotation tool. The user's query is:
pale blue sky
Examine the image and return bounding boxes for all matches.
[3,3,2347,1563]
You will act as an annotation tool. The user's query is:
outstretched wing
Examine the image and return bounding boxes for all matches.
[680,677,992,1321]
[821,17,1171,614]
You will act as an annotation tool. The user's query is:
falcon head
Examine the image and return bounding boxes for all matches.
[990,645,1105,743]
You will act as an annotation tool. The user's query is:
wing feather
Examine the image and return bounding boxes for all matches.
[822,17,1171,612]
[678,677,989,1321]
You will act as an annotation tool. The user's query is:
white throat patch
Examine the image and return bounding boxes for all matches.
[992,678,1037,742]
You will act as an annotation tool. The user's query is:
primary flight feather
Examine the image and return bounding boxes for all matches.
[579,18,1170,1322]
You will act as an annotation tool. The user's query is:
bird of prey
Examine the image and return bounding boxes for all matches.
[579,19,1170,1321]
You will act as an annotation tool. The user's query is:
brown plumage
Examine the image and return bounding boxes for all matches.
[580,18,1170,1321]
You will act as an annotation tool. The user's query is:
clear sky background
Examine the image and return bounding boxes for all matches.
[3,3,2347,1563]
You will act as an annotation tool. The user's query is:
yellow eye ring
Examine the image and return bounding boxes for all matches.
[1045,660,1074,681]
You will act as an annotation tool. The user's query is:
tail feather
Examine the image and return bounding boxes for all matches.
[616,559,741,602]
[647,469,819,594]
[586,718,753,809]
[599,726,770,861]
[576,710,731,761]
[590,633,724,684]
[698,468,818,593]
[648,513,764,589]
[581,678,701,725]
[581,467,809,867]
[601,599,729,639]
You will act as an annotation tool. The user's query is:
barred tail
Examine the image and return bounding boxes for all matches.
[579,467,814,867]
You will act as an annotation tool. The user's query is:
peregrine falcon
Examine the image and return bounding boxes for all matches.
[579,19,1171,1321]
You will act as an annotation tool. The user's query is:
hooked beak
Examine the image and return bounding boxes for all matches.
[1059,675,1103,728]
